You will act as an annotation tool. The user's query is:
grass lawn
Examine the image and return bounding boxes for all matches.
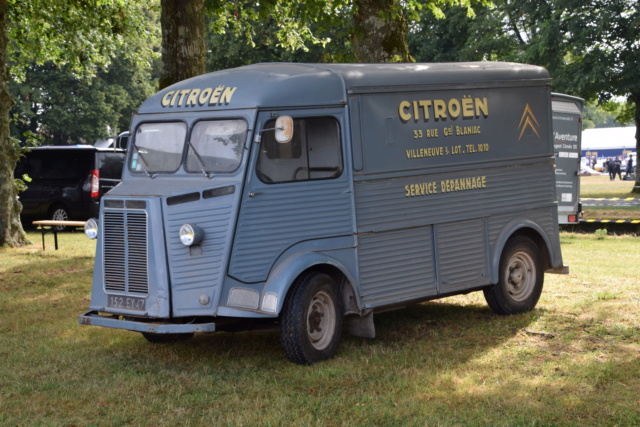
[1,232,639,425]
[580,175,640,220]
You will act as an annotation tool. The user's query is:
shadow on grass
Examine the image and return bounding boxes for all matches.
[85,298,541,373]
[7,267,640,426]
[2,254,539,371]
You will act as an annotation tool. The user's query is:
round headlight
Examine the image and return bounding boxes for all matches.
[84,218,99,240]
[179,223,205,246]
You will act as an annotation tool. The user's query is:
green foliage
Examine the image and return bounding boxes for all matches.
[594,228,607,240]
[409,1,639,102]
[205,0,351,55]
[616,100,637,125]
[582,101,634,129]
[7,0,159,81]
[204,1,355,70]
[10,55,158,145]
[204,0,490,65]
[11,134,33,192]
[409,4,514,62]
[8,3,160,145]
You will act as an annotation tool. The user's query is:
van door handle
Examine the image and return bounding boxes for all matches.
[249,191,262,198]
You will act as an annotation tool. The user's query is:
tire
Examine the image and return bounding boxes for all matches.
[141,332,194,344]
[49,204,70,231]
[483,235,544,315]
[280,272,343,365]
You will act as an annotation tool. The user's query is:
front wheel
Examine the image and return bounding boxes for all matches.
[280,272,343,365]
[483,235,544,315]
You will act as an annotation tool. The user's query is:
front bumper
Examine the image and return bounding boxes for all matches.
[78,311,218,334]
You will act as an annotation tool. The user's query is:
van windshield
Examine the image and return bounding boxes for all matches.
[131,122,186,173]
[185,119,247,173]
[130,120,248,175]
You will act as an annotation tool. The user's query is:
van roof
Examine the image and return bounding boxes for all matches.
[139,62,551,114]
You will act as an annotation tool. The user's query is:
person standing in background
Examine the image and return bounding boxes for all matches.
[614,156,622,180]
[624,155,634,180]
[607,157,615,180]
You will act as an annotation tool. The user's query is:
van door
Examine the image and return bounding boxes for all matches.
[229,110,355,284]
[96,151,125,195]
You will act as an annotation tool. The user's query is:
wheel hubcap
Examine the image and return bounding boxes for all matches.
[306,290,336,350]
[505,251,536,302]
[53,209,68,221]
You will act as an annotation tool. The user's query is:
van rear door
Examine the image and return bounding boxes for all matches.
[96,151,126,197]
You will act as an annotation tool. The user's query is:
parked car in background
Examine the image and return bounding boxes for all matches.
[15,141,127,230]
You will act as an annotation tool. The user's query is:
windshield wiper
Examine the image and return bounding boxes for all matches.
[186,140,212,178]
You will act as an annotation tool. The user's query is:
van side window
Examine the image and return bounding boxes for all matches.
[257,117,342,183]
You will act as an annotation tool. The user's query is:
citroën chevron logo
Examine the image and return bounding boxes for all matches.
[518,104,541,141]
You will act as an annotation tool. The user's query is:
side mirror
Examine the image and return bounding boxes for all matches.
[275,116,293,144]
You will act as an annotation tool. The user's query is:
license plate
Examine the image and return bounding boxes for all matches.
[107,295,146,311]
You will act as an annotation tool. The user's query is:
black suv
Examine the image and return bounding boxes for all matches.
[15,144,126,229]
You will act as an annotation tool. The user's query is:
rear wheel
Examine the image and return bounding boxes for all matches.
[49,204,70,231]
[483,235,544,315]
[280,272,343,365]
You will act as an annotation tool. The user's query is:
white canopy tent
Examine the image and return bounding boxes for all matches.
[581,127,636,158]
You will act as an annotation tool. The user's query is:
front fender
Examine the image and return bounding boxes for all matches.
[261,251,358,315]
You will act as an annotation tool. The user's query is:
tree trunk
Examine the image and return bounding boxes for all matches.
[351,0,411,63]
[0,0,28,247]
[633,93,640,194]
[158,0,206,90]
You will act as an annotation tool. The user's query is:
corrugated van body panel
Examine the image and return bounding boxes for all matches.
[230,179,354,283]
[165,198,236,316]
[435,219,488,293]
[354,161,555,233]
[354,161,556,306]
[487,207,558,248]
[358,227,436,306]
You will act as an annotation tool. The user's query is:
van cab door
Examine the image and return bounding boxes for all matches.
[229,109,355,284]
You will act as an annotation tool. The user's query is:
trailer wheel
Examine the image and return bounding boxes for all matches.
[141,332,193,343]
[483,235,544,315]
[280,272,343,365]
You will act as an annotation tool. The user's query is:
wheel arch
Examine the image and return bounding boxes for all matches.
[491,220,553,283]
[48,201,70,218]
[262,252,359,317]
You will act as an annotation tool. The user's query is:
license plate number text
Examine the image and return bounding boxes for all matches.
[108,295,146,311]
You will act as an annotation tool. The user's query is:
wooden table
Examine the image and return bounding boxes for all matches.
[32,220,87,250]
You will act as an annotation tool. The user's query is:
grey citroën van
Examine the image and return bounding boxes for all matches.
[80,63,567,364]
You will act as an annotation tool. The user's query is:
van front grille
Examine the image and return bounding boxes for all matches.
[103,209,149,295]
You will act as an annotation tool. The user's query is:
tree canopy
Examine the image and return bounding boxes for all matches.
[0,0,158,247]
[2,0,640,246]
[10,54,158,146]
